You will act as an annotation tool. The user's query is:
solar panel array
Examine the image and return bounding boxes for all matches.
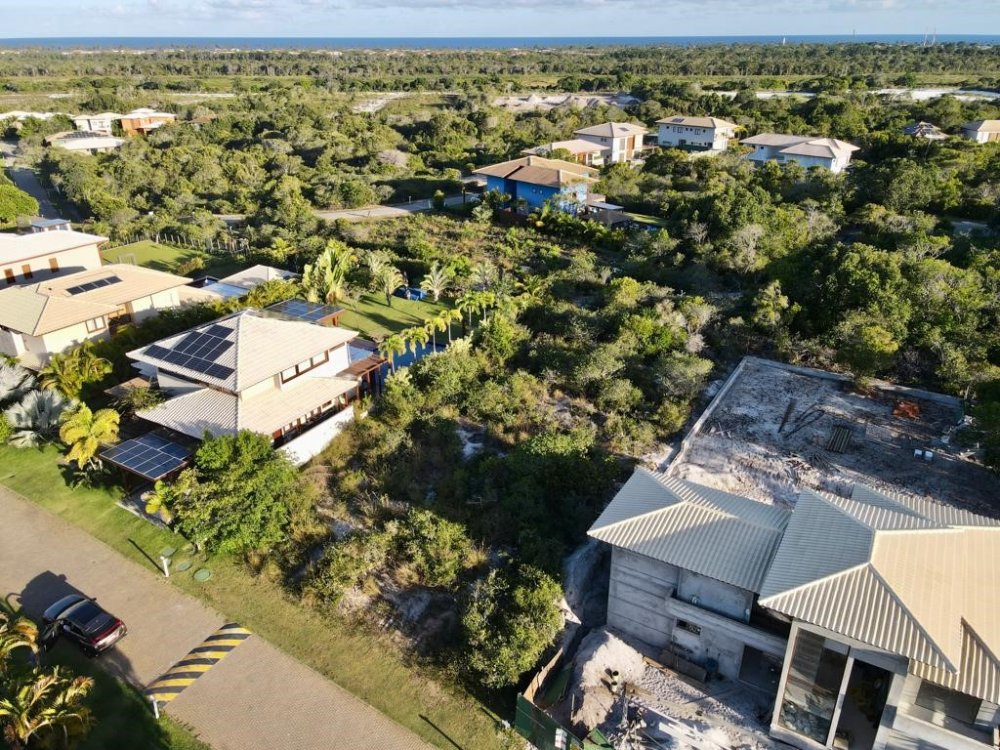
[101,433,191,480]
[143,325,235,381]
[266,299,342,323]
[65,275,122,296]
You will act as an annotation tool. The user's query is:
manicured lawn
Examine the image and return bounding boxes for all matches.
[101,241,246,279]
[0,444,510,750]
[339,292,452,339]
[44,643,209,750]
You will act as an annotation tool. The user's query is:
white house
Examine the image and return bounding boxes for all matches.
[71,112,123,136]
[47,131,125,155]
[521,139,606,167]
[960,120,1000,144]
[656,115,738,152]
[0,228,106,286]
[127,306,385,462]
[741,133,860,173]
[572,122,648,164]
[0,264,193,367]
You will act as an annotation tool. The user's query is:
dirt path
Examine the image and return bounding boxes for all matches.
[0,485,434,750]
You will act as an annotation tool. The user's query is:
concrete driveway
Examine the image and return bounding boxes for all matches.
[0,486,435,750]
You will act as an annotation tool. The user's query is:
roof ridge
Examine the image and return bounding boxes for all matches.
[759,560,872,606]
[803,488,882,533]
[663,476,788,530]
[866,562,959,673]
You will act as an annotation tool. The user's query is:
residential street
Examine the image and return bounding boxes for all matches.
[0,486,435,750]
[1,140,62,218]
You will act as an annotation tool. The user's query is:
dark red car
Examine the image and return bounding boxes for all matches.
[41,594,127,657]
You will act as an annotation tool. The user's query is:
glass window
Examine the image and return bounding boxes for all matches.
[3,269,14,285]
[915,681,981,726]
[21,265,33,280]
[85,317,105,333]
[49,258,59,272]
[778,630,848,744]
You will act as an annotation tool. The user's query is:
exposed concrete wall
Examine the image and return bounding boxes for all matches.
[605,547,781,681]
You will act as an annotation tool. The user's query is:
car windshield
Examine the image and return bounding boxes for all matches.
[66,601,105,627]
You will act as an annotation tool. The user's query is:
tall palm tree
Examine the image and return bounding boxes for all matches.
[378,334,407,374]
[403,325,430,356]
[456,293,476,333]
[39,344,112,401]
[58,405,120,471]
[0,668,95,750]
[424,315,447,351]
[377,266,405,307]
[302,239,356,305]
[420,262,452,303]
[4,391,70,448]
[0,602,39,667]
[0,364,35,408]
[364,250,389,281]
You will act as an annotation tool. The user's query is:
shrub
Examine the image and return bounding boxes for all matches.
[395,508,477,589]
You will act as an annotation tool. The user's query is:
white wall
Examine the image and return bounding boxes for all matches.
[280,406,356,466]
[1,244,103,284]
[0,328,26,359]
[658,124,726,150]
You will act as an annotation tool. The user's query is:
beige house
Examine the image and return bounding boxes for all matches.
[521,139,606,167]
[742,133,860,173]
[72,112,123,136]
[47,131,126,154]
[591,474,1000,750]
[656,115,738,152]
[960,120,1000,144]
[1,229,106,286]
[129,307,384,461]
[0,264,193,368]
[572,122,648,164]
[119,108,176,136]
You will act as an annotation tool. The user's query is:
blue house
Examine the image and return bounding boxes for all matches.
[473,156,598,214]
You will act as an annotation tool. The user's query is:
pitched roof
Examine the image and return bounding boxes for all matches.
[741,133,859,159]
[961,119,1000,133]
[129,309,357,393]
[902,121,947,139]
[0,264,189,336]
[573,121,648,138]
[215,264,299,290]
[521,139,606,156]
[759,486,1000,703]
[473,156,598,188]
[0,229,107,265]
[655,115,737,130]
[588,469,791,593]
[137,373,359,439]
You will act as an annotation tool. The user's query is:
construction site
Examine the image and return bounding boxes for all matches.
[516,358,1000,750]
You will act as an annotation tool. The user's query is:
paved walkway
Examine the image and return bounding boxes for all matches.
[0,487,434,750]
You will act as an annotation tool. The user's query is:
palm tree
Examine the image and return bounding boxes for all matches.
[424,315,448,351]
[58,405,120,471]
[420,262,452,303]
[4,391,70,448]
[376,265,405,307]
[456,292,476,333]
[0,601,39,667]
[0,364,35,408]
[39,344,112,401]
[364,250,390,281]
[378,334,407,374]
[302,239,356,305]
[0,668,95,750]
[403,325,430,356]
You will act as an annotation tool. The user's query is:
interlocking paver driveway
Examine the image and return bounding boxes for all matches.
[0,486,434,750]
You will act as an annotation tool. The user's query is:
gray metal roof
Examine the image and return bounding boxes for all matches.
[588,469,790,593]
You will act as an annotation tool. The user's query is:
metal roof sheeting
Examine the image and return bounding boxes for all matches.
[588,469,790,593]
[760,486,1000,704]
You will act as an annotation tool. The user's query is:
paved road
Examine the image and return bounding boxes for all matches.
[1,139,61,219]
[0,486,434,750]
[215,194,468,226]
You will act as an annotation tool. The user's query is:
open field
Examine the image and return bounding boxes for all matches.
[339,292,450,339]
[0,444,509,750]
[101,240,247,279]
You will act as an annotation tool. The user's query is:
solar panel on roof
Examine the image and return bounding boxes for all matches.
[65,275,121,296]
[141,328,234,381]
[101,433,193,481]
[265,298,342,324]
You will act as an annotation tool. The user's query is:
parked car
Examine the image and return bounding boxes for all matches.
[394,286,429,301]
[41,594,127,656]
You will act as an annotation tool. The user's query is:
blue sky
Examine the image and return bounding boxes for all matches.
[3,0,999,38]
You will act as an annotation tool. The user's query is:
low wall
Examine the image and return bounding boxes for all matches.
[280,407,356,466]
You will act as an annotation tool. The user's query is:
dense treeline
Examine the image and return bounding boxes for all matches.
[1,43,999,91]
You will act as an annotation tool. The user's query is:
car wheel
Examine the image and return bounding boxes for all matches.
[81,645,98,658]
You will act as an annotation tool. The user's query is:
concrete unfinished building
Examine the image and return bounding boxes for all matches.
[587,358,1000,750]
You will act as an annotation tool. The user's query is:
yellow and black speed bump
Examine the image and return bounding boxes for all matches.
[146,623,251,705]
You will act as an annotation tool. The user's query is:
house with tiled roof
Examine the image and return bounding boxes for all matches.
[0,263,193,367]
[572,121,648,163]
[960,120,1000,144]
[741,133,860,173]
[0,228,106,286]
[473,156,598,214]
[656,115,738,152]
[127,305,384,464]
[520,139,606,167]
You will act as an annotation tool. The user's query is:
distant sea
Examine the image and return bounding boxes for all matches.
[1,35,999,50]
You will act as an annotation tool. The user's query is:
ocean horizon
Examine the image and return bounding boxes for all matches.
[1,34,999,50]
